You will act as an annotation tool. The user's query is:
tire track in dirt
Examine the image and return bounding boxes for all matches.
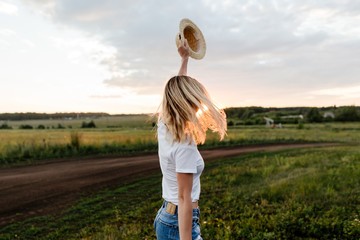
[0,142,337,226]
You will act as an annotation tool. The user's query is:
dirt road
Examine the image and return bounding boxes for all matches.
[0,143,336,226]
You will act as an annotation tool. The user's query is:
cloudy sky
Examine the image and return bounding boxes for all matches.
[1,0,359,114]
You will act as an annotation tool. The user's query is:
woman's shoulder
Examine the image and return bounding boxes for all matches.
[158,120,165,126]
[158,121,196,148]
[175,134,197,149]
[157,120,167,134]
[157,120,174,145]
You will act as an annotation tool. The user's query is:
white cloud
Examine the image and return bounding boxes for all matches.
[49,34,117,69]
[0,38,10,47]
[295,6,360,43]
[254,55,283,67]
[73,8,116,22]
[0,28,16,36]
[21,39,35,48]
[103,69,150,88]
[0,1,18,15]
[22,0,56,17]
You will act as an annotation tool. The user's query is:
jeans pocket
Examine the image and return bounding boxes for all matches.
[158,213,178,229]
[156,208,179,240]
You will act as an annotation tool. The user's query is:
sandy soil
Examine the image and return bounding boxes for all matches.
[0,143,336,226]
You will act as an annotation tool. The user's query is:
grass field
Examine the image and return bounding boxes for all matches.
[1,118,360,239]
[0,115,156,166]
[1,115,360,166]
[1,145,359,239]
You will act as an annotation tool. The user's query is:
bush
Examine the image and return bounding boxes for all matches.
[227,120,234,127]
[336,106,360,122]
[297,120,304,129]
[19,124,33,129]
[70,132,81,150]
[37,125,45,129]
[244,119,256,125]
[81,120,96,128]
[307,108,323,123]
[0,123,12,129]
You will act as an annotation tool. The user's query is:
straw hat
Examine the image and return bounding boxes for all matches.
[176,18,206,60]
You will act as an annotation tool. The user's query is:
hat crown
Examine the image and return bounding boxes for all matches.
[176,18,206,60]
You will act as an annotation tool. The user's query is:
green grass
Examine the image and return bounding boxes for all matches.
[2,122,360,166]
[0,115,157,166]
[200,146,360,239]
[1,145,359,239]
[0,129,158,166]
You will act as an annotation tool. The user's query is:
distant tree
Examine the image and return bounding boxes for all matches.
[227,120,234,127]
[19,124,33,129]
[241,109,254,120]
[57,123,65,129]
[81,120,96,128]
[37,124,45,129]
[0,123,12,129]
[224,108,245,119]
[0,112,110,121]
[307,108,323,123]
[336,106,360,122]
[297,120,304,129]
[244,119,255,125]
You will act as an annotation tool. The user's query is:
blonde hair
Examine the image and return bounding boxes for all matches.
[159,75,227,144]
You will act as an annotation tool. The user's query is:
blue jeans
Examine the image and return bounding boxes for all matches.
[154,201,203,240]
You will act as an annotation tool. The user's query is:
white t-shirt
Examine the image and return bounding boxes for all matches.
[157,121,205,205]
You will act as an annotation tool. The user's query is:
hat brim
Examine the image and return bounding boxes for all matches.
[176,18,206,60]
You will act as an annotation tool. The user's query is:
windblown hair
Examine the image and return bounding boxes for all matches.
[159,75,227,144]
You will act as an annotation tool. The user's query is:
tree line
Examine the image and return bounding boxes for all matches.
[0,106,359,123]
[224,106,360,124]
[0,112,110,121]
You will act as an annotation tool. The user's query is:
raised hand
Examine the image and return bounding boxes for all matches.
[178,38,190,60]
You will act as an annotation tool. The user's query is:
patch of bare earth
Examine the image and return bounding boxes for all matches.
[0,143,336,226]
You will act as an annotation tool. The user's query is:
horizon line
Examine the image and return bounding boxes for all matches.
[0,105,358,115]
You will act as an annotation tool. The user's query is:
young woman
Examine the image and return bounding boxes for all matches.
[154,39,227,240]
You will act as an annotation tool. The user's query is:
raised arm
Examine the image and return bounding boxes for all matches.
[178,39,190,76]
